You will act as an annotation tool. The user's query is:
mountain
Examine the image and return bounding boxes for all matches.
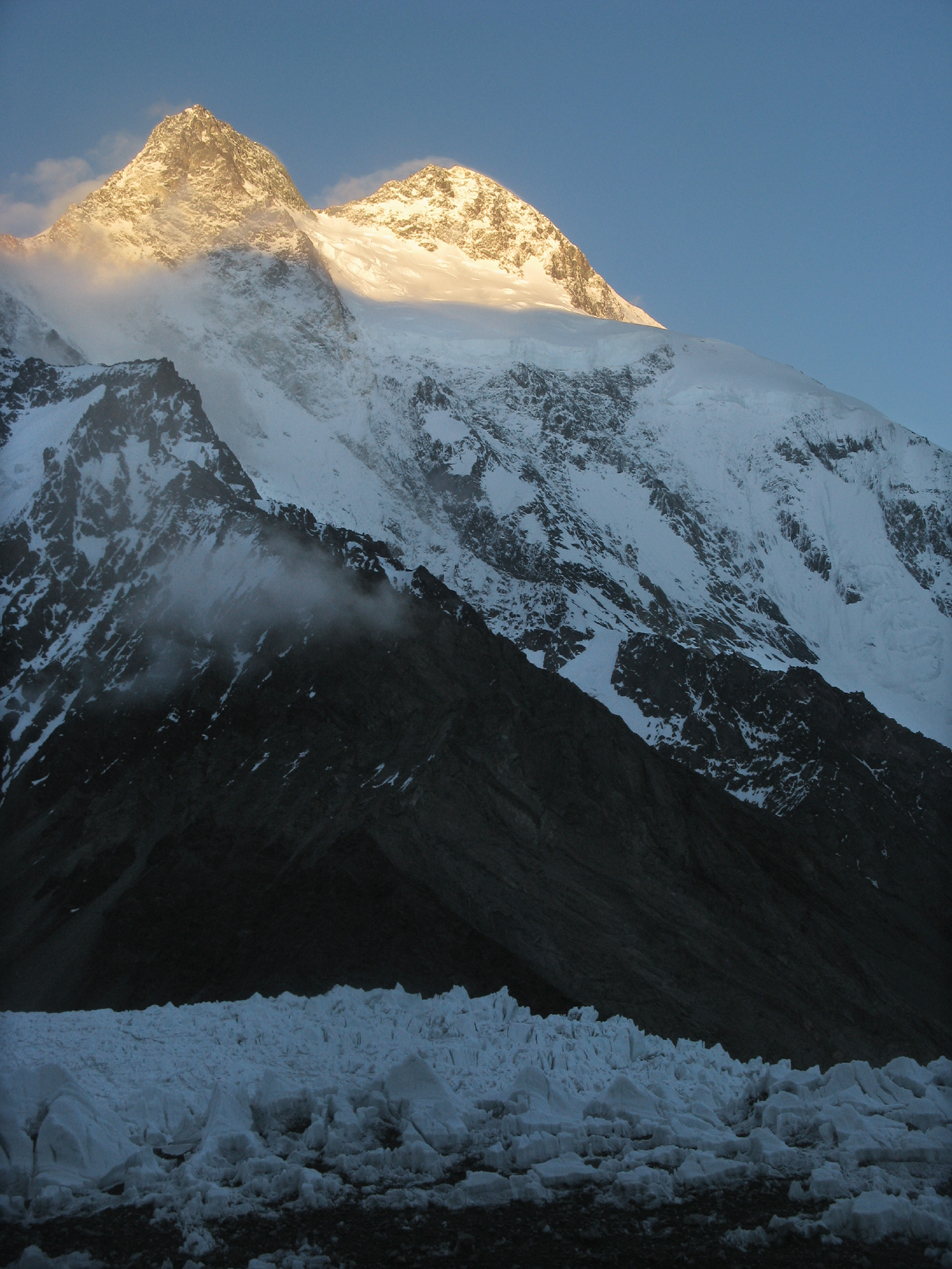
[28,104,312,264]
[0,108,949,1061]
[2,106,947,768]
[320,163,662,324]
[1,350,948,1070]
[13,104,659,325]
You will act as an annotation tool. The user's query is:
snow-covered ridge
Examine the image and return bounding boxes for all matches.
[2,987,950,1250]
[0,351,262,783]
[1,108,949,755]
[323,163,662,325]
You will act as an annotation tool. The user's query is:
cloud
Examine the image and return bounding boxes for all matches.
[318,156,457,207]
[113,529,407,704]
[0,131,144,238]
[87,130,144,170]
[146,98,194,121]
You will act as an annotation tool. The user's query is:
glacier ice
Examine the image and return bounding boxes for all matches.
[1,985,949,1249]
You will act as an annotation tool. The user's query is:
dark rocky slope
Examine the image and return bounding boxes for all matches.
[1,352,948,1071]
[1,562,949,1068]
[613,634,951,871]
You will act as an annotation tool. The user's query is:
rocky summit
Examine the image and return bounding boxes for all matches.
[29,105,311,264]
[324,163,662,324]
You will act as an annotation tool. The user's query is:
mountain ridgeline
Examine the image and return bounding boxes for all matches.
[0,106,949,1065]
[324,163,661,325]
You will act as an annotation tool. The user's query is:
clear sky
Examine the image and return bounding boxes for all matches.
[1,0,949,448]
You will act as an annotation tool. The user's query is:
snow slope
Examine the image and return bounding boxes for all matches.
[319,162,662,324]
[312,210,613,314]
[2,987,951,1252]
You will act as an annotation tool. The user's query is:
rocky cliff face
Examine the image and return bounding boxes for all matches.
[612,633,952,937]
[325,163,662,325]
[32,105,312,264]
[1,351,948,1071]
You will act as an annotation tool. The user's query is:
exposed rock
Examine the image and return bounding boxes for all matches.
[32,105,313,264]
[325,163,662,325]
[612,632,952,1032]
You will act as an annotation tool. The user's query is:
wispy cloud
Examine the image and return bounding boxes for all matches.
[0,131,144,238]
[112,529,407,705]
[146,98,194,121]
[318,156,456,207]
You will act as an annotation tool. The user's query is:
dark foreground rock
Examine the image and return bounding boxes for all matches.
[1,1182,946,1269]
[2,547,950,1067]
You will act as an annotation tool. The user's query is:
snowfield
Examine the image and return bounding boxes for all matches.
[2,987,950,1254]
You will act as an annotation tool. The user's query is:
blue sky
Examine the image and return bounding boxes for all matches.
[1,0,949,448]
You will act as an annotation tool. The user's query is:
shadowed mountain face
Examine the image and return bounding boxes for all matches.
[1,353,948,1071]
[2,553,949,1071]
[612,633,952,839]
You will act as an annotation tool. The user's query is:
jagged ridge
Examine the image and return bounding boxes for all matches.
[32,105,312,264]
[325,163,662,325]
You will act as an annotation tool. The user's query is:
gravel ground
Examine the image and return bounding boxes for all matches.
[3,1180,948,1268]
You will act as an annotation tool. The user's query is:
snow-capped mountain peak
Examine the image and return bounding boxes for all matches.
[1,111,948,755]
[322,163,663,325]
[3,109,662,325]
[30,105,312,264]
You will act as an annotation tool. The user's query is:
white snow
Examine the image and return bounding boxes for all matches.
[311,161,662,326]
[6,248,947,749]
[0,385,105,523]
[311,213,593,316]
[2,117,950,768]
[1,987,950,1251]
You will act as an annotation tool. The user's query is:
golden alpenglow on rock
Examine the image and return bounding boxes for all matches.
[324,163,663,325]
[33,105,312,264]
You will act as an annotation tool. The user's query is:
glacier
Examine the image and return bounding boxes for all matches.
[1,987,951,1256]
